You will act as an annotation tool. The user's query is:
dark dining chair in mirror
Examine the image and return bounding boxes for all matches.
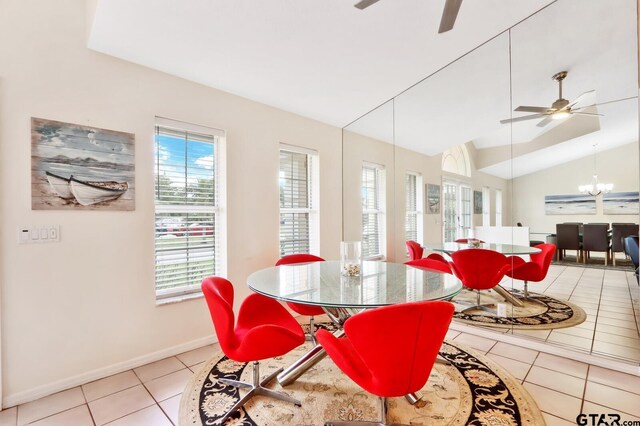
[555,223,582,262]
[611,223,639,266]
[624,236,639,283]
[582,223,611,266]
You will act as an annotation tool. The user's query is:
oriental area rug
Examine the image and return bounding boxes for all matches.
[179,341,545,426]
[452,289,587,330]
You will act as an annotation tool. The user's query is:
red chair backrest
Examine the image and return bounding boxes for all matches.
[405,240,424,260]
[201,277,237,353]
[405,258,452,274]
[450,249,509,290]
[344,300,454,396]
[276,254,325,266]
[531,243,556,275]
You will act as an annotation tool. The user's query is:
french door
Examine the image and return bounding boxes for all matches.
[442,181,472,242]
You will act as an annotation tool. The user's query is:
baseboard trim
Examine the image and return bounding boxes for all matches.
[3,335,218,408]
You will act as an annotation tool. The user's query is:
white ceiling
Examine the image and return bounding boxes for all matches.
[88,0,553,128]
[89,0,637,179]
[345,0,638,178]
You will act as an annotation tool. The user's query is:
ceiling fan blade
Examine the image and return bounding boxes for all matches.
[514,105,549,113]
[500,113,546,124]
[438,0,463,33]
[573,111,604,117]
[536,116,554,127]
[567,90,596,108]
[354,0,380,9]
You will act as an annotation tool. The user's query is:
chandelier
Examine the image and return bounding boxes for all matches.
[578,144,613,196]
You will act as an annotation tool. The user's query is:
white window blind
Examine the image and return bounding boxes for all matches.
[495,189,503,226]
[405,172,423,245]
[279,146,319,256]
[460,185,472,236]
[154,120,223,300]
[362,163,385,259]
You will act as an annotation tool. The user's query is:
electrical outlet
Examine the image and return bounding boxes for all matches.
[497,303,507,317]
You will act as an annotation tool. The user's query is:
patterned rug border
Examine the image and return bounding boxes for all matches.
[453,290,587,330]
[179,341,546,426]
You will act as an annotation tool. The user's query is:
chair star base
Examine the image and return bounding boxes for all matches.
[217,362,301,424]
[457,290,497,314]
[513,282,546,307]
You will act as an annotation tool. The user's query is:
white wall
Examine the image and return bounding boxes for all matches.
[0,0,343,404]
[512,142,639,233]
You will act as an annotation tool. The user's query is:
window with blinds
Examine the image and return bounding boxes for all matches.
[362,163,385,259]
[279,145,319,257]
[460,185,472,237]
[405,172,423,245]
[482,187,491,226]
[154,118,224,300]
[495,189,503,226]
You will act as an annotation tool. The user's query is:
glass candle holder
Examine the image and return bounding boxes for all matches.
[340,241,362,277]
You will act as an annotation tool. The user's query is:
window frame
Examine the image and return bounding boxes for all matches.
[361,162,386,260]
[405,171,424,247]
[278,143,320,257]
[153,117,226,303]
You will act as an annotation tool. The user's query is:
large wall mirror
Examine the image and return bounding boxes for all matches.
[342,0,639,366]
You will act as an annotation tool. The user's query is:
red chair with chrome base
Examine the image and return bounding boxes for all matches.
[405,240,424,260]
[450,249,510,313]
[201,277,305,424]
[317,301,455,426]
[506,243,556,302]
[276,254,326,344]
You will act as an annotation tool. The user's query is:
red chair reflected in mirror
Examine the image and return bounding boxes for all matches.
[506,243,556,302]
[450,249,510,313]
[405,240,424,260]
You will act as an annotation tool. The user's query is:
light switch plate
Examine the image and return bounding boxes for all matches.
[18,225,60,244]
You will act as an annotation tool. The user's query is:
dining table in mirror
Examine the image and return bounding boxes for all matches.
[341,0,639,368]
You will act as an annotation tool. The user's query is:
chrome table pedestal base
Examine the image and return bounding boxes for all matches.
[218,362,300,424]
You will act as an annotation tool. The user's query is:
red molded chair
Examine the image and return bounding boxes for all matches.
[276,254,326,344]
[506,243,556,302]
[405,240,423,260]
[317,301,455,426]
[202,277,305,424]
[450,249,510,313]
[405,257,452,274]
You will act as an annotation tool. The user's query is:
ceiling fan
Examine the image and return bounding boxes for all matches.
[500,71,602,127]
[354,0,463,33]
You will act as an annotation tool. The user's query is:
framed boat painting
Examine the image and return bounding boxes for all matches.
[31,117,135,210]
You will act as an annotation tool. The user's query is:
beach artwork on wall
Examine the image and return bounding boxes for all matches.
[31,117,135,210]
[544,194,596,215]
[603,192,639,214]
[426,183,441,214]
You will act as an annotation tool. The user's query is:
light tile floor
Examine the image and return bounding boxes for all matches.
[2,333,640,425]
[479,264,640,362]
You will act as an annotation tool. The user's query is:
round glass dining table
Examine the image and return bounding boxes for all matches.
[247,260,463,389]
[247,260,463,308]
[426,242,542,255]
